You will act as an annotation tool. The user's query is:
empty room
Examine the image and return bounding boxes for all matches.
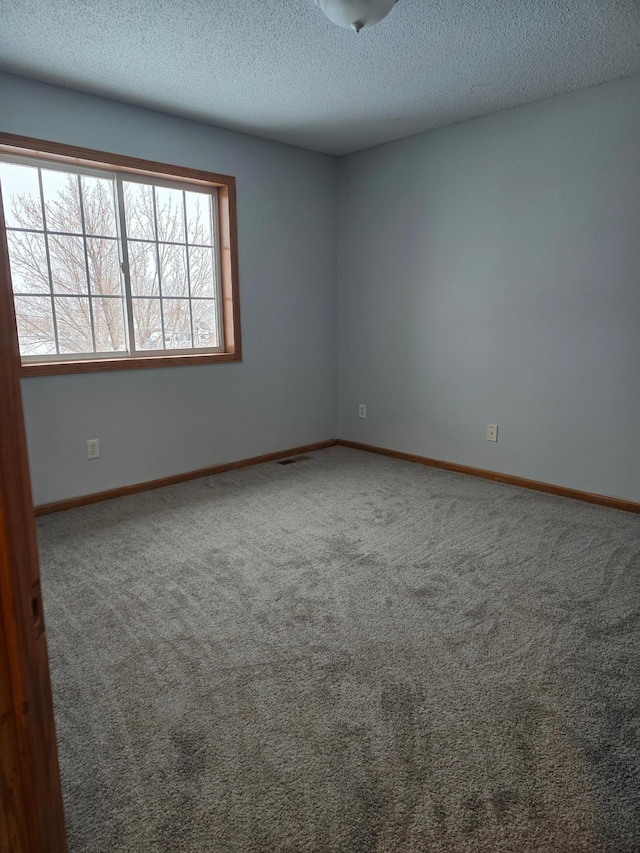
[1,1,639,851]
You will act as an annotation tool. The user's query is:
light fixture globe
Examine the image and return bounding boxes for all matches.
[315,0,399,33]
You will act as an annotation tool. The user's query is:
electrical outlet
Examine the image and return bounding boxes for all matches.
[358,404,367,419]
[87,439,100,459]
[487,424,498,442]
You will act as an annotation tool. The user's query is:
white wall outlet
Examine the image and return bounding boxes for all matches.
[87,439,100,459]
[487,424,498,442]
[358,404,367,419]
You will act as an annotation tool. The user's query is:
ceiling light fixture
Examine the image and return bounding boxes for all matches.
[315,0,400,33]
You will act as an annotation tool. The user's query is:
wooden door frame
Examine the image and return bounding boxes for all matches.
[0,191,67,849]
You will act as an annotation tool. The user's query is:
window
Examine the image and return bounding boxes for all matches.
[0,134,241,375]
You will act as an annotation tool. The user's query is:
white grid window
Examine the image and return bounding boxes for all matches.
[0,156,223,361]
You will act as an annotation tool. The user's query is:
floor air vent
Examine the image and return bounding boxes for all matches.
[277,455,310,465]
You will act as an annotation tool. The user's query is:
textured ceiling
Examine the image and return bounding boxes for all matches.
[1,0,639,155]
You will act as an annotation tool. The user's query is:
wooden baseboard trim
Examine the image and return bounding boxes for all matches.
[34,440,338,516]
[337,439,640,515]
[34,438,640,518]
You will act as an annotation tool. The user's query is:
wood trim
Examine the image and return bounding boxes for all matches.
[0,132,242,375]
[217,182,241,360]
[0,133,234,189]
[0,187,67,849]
[337,440,640,515]
[0,591,29,852]
[35,440,338,516]
[20,351,240,377]
[35,437,640,518]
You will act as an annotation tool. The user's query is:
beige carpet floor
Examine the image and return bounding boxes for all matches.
[37,446,640,852]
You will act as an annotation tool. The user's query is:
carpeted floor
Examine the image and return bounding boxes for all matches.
[37,446,640,852]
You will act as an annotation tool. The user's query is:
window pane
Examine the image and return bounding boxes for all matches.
[81,176,117,237]
[14,296,56,355]
[2,153,232,366]
[155,186,185,243]
[0,162,43,230]
[41,170,82,234]
[192,299,219,348]
[92,297,126,352]
[123,181,155,240]
[188,246,216,297]
[162,299,192,349]
[55,296,93,353]
[128,241,159,296]
[132,298,163,350]
[87,238,121,296]
[185,191,212,245]
[7,231,50,293]
[159,244,188,297]
[49,235,88,294]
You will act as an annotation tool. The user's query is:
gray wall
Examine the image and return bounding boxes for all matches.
[3,72,640,506]
[0,73,338,505]
[337,74,640,502]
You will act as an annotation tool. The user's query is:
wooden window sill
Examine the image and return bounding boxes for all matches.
[20,351,241,377]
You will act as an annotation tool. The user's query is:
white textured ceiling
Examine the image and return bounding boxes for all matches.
[1,0,639,155]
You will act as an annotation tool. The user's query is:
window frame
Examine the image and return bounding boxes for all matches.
[0,133,241,376]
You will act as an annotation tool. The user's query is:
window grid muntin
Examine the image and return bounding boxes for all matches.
[36,166,60,354]
[124,238,215,250]
[1,156,120,356]
[120,177,220,354]
[76,173,97,352]
[1,153,224,361]
[182,190,195,346]
[5,227,122,240]
[114,175,137,356]
[150,182,167,350]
